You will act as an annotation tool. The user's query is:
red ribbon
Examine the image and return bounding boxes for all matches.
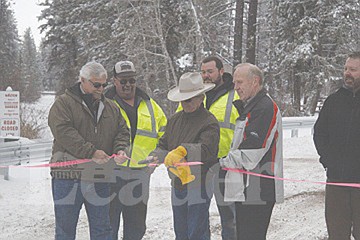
[0,159,92,168]
[0,155,203,169]
[223,168,360,188]
[2,159,359,188]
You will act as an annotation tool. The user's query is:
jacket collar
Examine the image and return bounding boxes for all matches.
[233,88,267,117]
[66,82,106,122]
[67,82,105,103]
[182,103,206,117]
[339,86,360,97]
[206,72,234,100]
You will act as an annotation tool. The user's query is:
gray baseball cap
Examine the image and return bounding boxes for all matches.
[114,61,136,77]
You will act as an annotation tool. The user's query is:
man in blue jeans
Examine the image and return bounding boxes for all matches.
[48,61,130,240]
[51,180,114,239]
[146,72,220,239]
[106,61,167,240]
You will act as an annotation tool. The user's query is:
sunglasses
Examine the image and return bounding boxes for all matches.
[88,79,108,89]
[118,78,136,85]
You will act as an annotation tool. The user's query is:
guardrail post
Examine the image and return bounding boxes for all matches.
[4,167,9,180]
[291,129,298,138]
[0,167,10,180]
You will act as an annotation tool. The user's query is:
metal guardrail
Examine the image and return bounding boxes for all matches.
[282,117,317,129]
[0,118,317,166]
[0,140,53,179]
[282,116,317,138]
[0,140,52,164]
[0,117,318,179]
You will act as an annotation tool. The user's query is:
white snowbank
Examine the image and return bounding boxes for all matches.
[0,95,334,239]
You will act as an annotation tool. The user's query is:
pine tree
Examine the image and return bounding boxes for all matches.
[39,0,82,96]
[261,0,360,116]
[38,40,53,91]
[19,28,41,102]
[194,0,234,61]
[0,0,20,91]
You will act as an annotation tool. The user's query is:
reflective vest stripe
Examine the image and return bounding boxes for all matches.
[219,122,236,130]
[136,129,158,138]
[140,100,157,138]
[218,89,236,130]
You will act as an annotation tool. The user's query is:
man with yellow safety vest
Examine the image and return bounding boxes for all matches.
[105,60,167,240]
[201,56,239,240]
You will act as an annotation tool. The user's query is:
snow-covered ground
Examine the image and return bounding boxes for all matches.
[0,95,331,240]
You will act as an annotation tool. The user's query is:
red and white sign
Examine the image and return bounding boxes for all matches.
[0,91,20,137]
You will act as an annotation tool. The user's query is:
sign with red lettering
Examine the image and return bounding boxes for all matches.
[0,91,20,136]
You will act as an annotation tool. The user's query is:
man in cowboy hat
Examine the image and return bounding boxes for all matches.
[145,72,220,240]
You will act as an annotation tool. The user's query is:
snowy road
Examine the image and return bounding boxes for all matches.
[0,136,331,240]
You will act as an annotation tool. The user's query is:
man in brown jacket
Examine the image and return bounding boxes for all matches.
[146,72,220,240]
[48,61,130,240]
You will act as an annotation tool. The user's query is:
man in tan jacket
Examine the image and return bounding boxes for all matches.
[48,61,130,240]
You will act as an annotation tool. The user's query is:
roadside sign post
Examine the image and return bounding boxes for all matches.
[0,90,20,137]
[0,88,20,180]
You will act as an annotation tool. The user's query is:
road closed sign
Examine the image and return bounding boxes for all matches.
[0,91,20,137]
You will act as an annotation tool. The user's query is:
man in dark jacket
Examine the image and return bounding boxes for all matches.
[314,51,360,240]
[201,56,239,240]
[146,72,220,240]
[220,63,283,240]
[48,61,130,240]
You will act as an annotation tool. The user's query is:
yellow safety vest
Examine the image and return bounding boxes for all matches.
[114,98,167,168]
[209,90,239,157]
[176,90,239,158]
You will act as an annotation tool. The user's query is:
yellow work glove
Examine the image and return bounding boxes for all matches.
[164,146,187,167]
[169,165,195,185]
[165,146,195,185]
